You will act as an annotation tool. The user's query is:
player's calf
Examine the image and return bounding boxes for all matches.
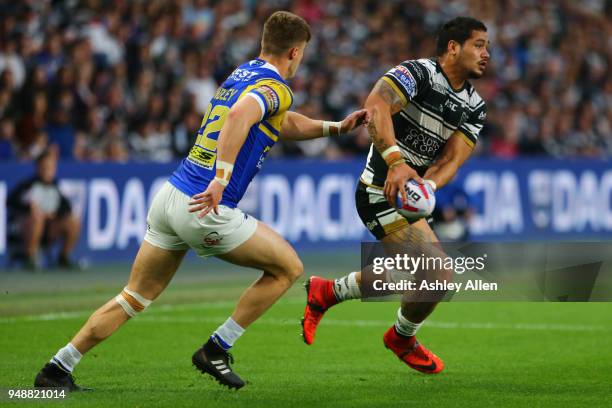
[35,287,153,390]
[77,287,153,347]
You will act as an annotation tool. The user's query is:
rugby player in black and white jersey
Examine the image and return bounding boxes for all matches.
[302,17,490,374]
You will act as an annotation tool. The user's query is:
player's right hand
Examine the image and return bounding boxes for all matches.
[384,162,423,207]
[188,180,225,218]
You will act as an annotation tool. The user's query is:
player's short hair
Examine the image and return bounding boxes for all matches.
[261,11,311,56]
[436,17,487,56]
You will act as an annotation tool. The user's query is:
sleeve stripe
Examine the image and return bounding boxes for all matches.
[472,99,485,110]
[245,92,266,121]
[458,128,477,146]
[261,119,279,136]
[258,123,279,142]
[381,75,409,105]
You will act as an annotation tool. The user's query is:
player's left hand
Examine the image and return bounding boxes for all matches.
[188,180,225,218]
[340,109,370,133]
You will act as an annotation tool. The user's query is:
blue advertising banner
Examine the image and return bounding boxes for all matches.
[0,158,610,264]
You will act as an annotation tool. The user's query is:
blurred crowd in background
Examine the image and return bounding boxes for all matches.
[0,0,610,163]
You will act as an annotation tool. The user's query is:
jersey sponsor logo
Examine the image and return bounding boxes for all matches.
[255,85,280,114]
[187,146,216,169]
[478,110,486,120]
[444,99,459,112]
[389,65,417,97]
[229,68,259,82]
[249,59,265,67]
[203,231,223,247]
[401,128,443,157]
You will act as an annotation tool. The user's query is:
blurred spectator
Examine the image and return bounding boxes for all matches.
[0,0,609,161]
[0,116,16,159]
[0,36,25,89]
[129,119,174,162]
[6,146,81,270]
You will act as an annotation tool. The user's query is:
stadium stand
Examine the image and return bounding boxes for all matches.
[0,0,609,162]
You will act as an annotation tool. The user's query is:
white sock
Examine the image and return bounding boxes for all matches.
[51,343,82,373]
[333,272,361,301]
[211,317,245,350]
[394,308,423,338]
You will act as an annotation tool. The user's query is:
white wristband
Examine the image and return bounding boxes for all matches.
[424,179,437,191]
[381,145,401,160]
[215,160,234,187]
[323,121,342,137]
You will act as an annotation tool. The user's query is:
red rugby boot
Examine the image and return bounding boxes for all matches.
[383,326,444,374]
[301,276,338,345]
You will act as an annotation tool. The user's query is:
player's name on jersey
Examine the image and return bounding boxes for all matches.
[213,87,238,101]
[371,279,498,293]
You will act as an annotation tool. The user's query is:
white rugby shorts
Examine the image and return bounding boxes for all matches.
[144,182,258,257]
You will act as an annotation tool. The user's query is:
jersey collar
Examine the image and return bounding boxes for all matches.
[435,58,467,93]
[253,58,281,77]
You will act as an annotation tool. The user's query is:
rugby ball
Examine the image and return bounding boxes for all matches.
[395,179,436,220]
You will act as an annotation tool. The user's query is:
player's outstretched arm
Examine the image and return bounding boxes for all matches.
[280,109,369,141]
[423,131,474,189]
[188,97,262,217]
[364,78,422,206]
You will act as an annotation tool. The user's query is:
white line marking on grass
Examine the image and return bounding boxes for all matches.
[133,316,612,332]
[0,298,304,324]
[2,300,611,332]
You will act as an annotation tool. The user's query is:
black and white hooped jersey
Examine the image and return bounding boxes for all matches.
[360,58,486,188]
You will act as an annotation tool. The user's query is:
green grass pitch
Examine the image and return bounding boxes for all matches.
[1,253,611,407]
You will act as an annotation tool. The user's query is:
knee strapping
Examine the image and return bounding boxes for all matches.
[115,287,152,317]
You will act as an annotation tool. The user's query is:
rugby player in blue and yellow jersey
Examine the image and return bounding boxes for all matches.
[34,11,368,391]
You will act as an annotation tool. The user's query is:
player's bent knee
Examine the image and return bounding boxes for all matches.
[114,287,153,317]
[285,257,304,282]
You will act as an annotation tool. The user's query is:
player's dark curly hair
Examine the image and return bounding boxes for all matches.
[261,11,311,56]
[436,17,487,56]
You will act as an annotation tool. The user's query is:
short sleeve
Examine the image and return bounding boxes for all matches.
[459,100,486,146]
[382,60,430,104]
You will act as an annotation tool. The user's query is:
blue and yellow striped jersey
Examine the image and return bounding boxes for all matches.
[169,58,293,208]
